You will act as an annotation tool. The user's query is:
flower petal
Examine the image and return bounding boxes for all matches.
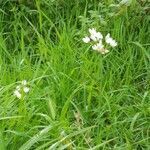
[92,44,98,50]
[96,32,103,40]
[89,28,97,35]
[82,36,90,43]
[22,80,27,85]
[14,90,22,99]
[23,87,30,93]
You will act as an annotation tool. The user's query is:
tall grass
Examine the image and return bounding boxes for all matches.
[0,0,149,149]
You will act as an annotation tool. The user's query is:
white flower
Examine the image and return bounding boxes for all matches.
[89,28,97,35]
[21,80,27,85]
[23,87,30,93]
[92,41,104,51]
[16,85,20,90]
[82,36,90,43]
[95,32,103,40]
[110,39,117,47]
[104,49,109,54]
[90,34,97,41]
[105,33,117,47]
[97,41,104,49]
[92,44,98,50]
[105,33,110,41]
[82,28,117,55]
[100,49,109,54]
[14,80,30,99]
[89,28,98,41]
[92,41,109,54]
[89,28,103,42]
[14,90,22,99]
[90,34,96,41]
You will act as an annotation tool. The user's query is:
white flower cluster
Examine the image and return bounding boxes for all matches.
[82,28,117,54]
[14,80,30,99]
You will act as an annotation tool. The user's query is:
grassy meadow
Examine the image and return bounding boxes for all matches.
[0,0,149,149]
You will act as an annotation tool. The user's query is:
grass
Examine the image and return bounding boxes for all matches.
[0,0,149,149]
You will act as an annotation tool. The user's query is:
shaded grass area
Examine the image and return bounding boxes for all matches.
[0,0,149,149]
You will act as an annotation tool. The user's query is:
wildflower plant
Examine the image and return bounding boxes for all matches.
[82,28,117,54]
[14,80,30,99]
